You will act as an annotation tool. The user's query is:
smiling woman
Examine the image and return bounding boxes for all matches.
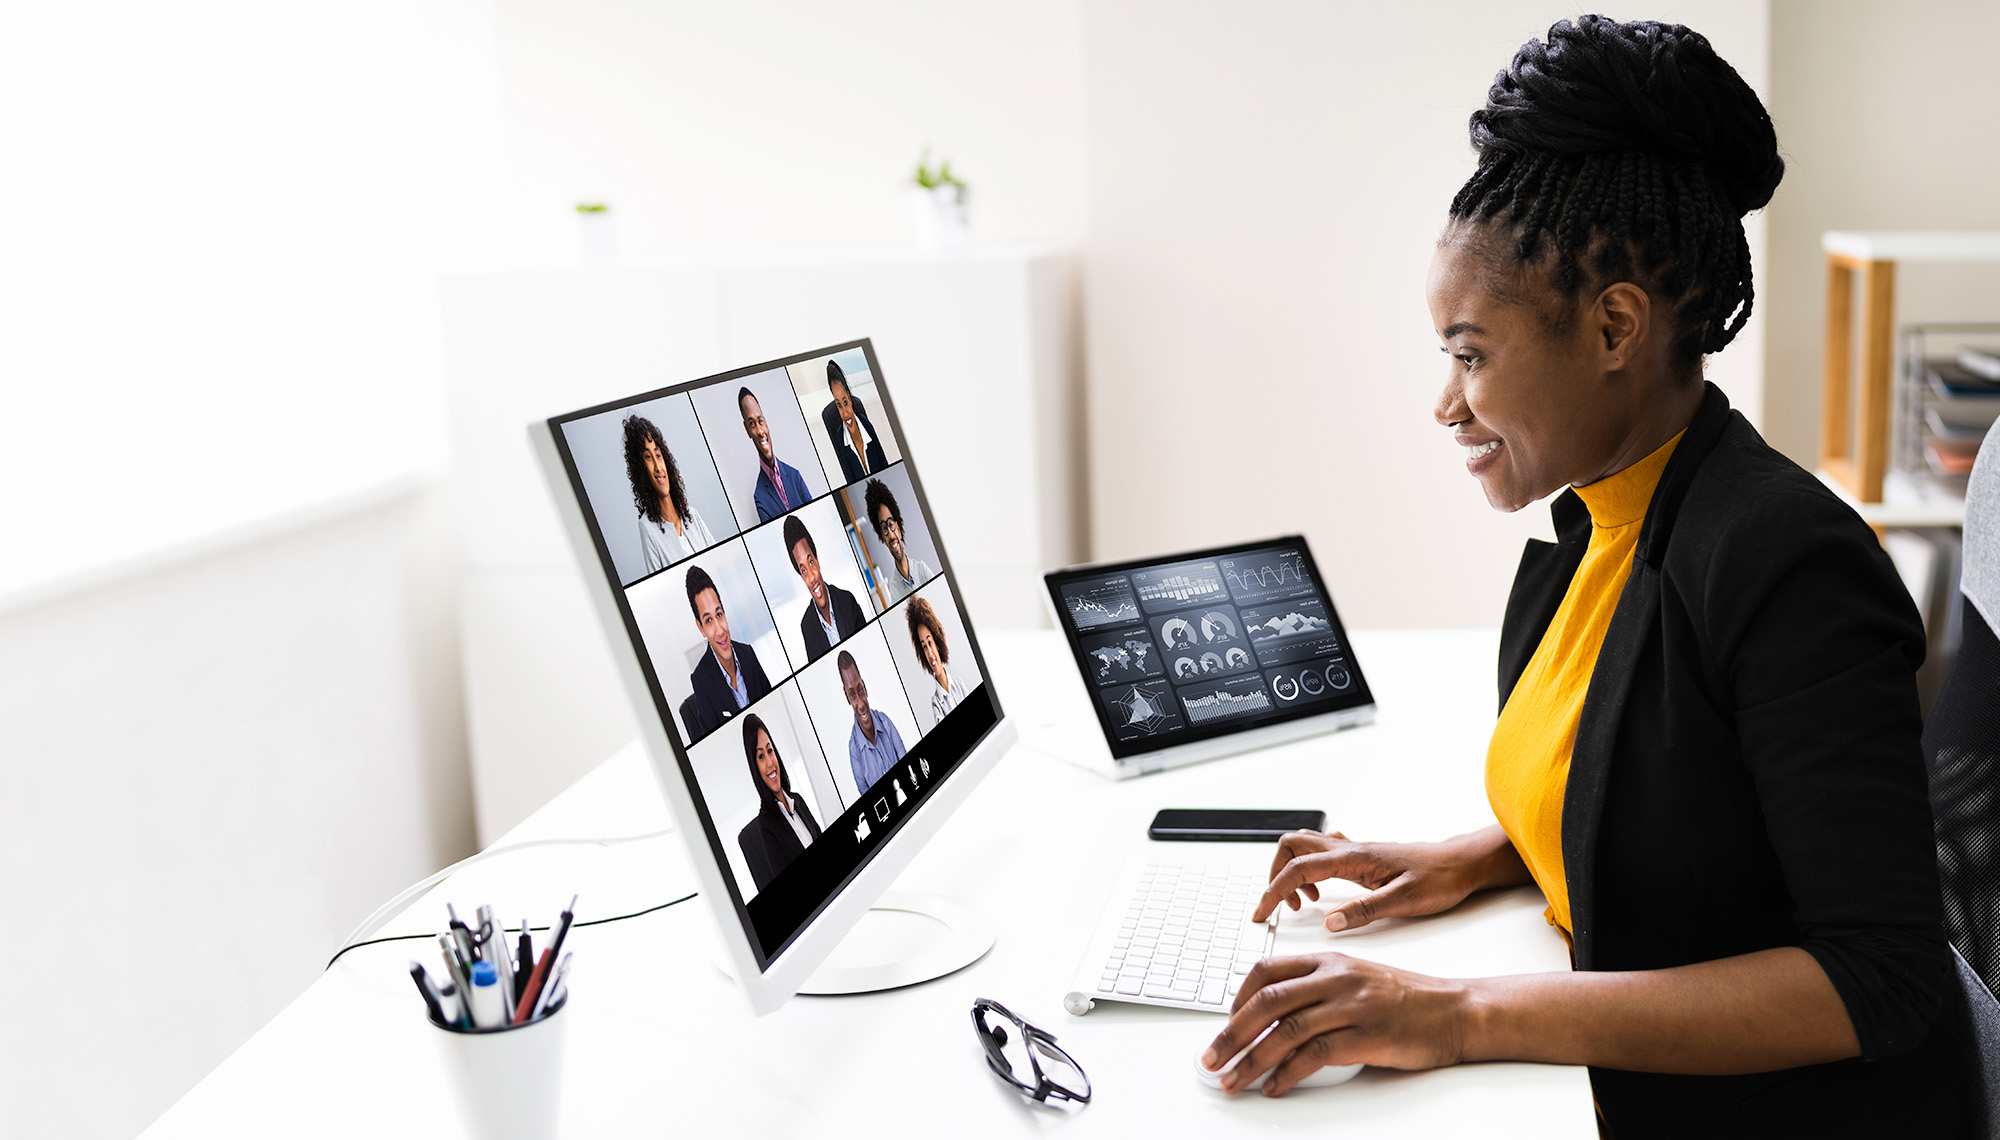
[1208,15,1977,1138]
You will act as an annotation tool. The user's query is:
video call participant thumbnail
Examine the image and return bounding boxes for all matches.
[686,564,773,737]
[624,414,717,572]
[838,649,907,790]
[741,387,814,523]
[822,359,887,483]
[786,515,866,662]
[865,478,934,605]
[906,597,968,722]
[735,713,821,891]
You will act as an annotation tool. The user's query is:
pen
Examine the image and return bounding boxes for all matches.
[468,960,506,1029]
[409,962,445,1024]
[517,919,534,983]
[438,982,465,1030]
[477,904,513,1011]
[512,948,553,1025]
[446,903,474,964]
[537,953,572,1017]
[438,933,471,1004]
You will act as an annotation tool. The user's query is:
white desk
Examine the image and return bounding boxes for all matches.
[143,630,1593,1138]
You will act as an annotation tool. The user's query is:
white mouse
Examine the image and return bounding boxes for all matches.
[1194,1023,1363,1092]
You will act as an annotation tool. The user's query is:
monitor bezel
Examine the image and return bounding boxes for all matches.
[531,338,1011,1012]
[1043,535,1373,761]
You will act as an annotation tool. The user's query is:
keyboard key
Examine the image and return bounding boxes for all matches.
[1116,976,1145,995]
[1199,980,1226,1005]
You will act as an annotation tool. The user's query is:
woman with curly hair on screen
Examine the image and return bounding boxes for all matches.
[624,414,715,572]
[905,597,966,723]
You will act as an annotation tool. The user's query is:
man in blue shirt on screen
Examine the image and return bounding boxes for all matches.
[740,388,813,522]
[839,649,906,790]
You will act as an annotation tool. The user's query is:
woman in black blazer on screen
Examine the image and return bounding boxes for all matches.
[1201,17,1974,1136]
[736,713,821,892]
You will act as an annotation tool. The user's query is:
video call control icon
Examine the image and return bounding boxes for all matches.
[854,816,871,843]
[874,798,891,822]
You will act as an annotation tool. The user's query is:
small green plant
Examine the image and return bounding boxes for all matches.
[575,202,609,214]
[912,148,965,192]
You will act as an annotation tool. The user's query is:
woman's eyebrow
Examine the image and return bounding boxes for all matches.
[1441,321,1486,338]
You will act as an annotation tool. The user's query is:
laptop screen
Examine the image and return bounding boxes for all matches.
[1045,538,1371,760]
[543,340,1002,966]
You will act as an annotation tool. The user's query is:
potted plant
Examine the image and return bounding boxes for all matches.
[910,149,968,252]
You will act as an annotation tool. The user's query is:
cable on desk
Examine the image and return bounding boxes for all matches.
[326,891,699,970]
[326,826,680,969]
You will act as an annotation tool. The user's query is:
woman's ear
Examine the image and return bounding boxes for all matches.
[1593,282,1652,370]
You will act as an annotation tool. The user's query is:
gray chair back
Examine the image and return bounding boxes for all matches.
[1924,420,2000,1135]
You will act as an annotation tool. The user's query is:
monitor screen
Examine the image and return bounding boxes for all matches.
[542,341,1003,967]
[1045,538,1371,760]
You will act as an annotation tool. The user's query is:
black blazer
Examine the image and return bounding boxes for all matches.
[799,583,867,662]
[686,641,772,742]
[1500,383,1970,1136]
[738,793,822,891]
[823,398,888,483]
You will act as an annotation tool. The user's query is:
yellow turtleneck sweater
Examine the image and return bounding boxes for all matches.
[1485,429,1684,935]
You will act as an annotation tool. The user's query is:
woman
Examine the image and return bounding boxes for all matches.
[906,597,966,721]
[623,414,715,572]
[1204,18,1972,1136]
[735,713,821,892]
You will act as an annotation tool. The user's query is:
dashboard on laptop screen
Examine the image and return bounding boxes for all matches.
[543,340,1002,966]
[1045,538,1371,760]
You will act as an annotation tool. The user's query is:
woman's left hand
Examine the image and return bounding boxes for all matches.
[1201,953,1472,1095]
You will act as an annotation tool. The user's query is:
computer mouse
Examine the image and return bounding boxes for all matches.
[1194,1023,1363,1092]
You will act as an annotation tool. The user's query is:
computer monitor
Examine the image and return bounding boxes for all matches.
[530,339,1014,1013]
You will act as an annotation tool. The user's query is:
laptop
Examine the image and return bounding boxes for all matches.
[1039,537,1375,778]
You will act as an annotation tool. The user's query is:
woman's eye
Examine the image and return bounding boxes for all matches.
[1455,353,1479,369]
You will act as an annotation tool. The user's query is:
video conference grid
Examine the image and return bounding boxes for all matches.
[1061,546,1358,748]
[555,349,991,960]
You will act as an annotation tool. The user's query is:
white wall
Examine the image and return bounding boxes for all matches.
[1080,1,1770,630]
[0,490,471,1140]
[487,0,1089,259]
[1763,0,2000,466]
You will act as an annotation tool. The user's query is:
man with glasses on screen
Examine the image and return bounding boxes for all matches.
[838,649,906,790]
[786,515,866,662]
[741,387,813,523]
[685,565,773,738]
[864,478,935,605]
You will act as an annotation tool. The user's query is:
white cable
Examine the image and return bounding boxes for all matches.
[331,827,676,963]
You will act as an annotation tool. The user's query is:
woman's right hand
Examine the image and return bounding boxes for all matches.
[1251,827,1525,932]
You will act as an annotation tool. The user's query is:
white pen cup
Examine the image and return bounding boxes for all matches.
[431,1000,568,1140]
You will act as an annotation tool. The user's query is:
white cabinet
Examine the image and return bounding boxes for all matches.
[442,248,1080,840]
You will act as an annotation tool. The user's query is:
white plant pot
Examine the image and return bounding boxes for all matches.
[910,184,968,253]
[578,211,617,265]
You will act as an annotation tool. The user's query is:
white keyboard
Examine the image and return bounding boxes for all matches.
[1063,856,1277,1015]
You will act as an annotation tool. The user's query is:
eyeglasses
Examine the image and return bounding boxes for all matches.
[971,998,1091,1106]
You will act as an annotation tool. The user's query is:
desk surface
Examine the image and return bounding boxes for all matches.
[143,629,1593,1139]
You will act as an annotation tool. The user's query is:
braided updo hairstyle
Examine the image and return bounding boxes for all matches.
[1448,16,1783,372]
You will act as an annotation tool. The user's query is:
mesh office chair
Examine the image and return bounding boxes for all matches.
[1921,421,2000,1135]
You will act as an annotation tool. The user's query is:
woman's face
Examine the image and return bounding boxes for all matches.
[917,625,941,673]
[641,437,673,503]
[1425,232,1631,513]
[755,731,782,795]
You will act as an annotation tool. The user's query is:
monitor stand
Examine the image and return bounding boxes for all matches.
[712,891,994,994]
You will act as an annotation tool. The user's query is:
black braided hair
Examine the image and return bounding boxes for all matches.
[1447,16,1783,370]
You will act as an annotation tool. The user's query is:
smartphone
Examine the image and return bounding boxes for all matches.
[1147,808,1326,842]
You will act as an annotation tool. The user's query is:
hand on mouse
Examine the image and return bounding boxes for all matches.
[1253,826,1529,932]
[1200,952,1470,1095]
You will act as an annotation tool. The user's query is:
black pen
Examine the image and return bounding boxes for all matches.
[517,918,534,982]
[409,961,445,1024]
[447,903,475,965]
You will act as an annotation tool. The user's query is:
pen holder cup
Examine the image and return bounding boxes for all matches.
[432,1002,568,1140]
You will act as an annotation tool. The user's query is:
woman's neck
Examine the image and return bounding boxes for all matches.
[660,494,682,533]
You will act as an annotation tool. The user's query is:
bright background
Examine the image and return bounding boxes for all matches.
[6,3,1997,1137]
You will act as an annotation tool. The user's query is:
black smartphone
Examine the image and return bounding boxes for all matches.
[1147,808,1326,842]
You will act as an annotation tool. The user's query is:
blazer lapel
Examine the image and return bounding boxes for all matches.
[1499,491,1591,713]
[1562,383,1735,969]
